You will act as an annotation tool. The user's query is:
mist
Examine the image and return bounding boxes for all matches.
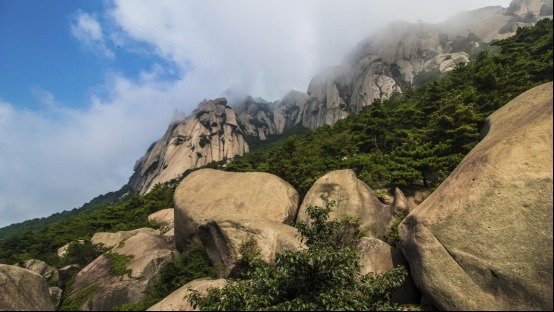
[0,0,513,228]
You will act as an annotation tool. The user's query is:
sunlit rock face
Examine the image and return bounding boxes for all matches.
[303,1,547,128]
[129,93,309,195]
[399,82,553,311]
[129,98,249,194]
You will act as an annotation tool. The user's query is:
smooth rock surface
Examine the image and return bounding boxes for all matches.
[67,232,177,310]
[91,227,159,249]
[0,264,55,311]
[298,169,391,238]
[400,82,553,310]
[174,169,299,251]
[197,214,305,277]
[147,278,227,311]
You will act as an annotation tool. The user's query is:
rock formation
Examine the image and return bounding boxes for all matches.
[18,259,59,285]
[147,278,227,311]
[90,227,160,249]
[147,208,174,226]
[399,82,553,310]
[0,264,55,311]
[297,169,392,238]
[66,232,178,310]
[173,169,299,251]
[129,98,250,194]
[198,214,305,277]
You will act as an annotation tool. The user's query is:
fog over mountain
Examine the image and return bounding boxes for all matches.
[0,0,512,228]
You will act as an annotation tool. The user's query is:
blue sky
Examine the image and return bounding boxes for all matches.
[0,0,513,228]
[0,0,174,111]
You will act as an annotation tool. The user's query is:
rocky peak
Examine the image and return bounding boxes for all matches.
[302,2,548,128]
[129,98,249,194]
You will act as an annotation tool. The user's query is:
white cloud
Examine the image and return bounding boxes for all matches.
[0,70,189,227]
[107,0,513,104]
[0,0,514,228]
[71,11,115,59]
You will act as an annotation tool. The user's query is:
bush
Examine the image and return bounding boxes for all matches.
[148,242,217,303]
[189,201,407,311]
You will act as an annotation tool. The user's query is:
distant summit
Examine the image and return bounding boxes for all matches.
[129,0,551,194]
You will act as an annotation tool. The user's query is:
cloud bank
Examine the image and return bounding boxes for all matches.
[0,0,512,228]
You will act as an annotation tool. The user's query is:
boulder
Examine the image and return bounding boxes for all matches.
[90,227,160,249]
[174,169,299,251]
[18,259,59,285]
[389,188,411,216]
[148,208,174,226]
[147,278,227,311]
[57,239,84,258]
[357,237,397,275]
[49,287,63,307]
[197,214,305,277]
[66,232,178,310]
[297,169,391,238]
[399,82,553,310]
[357,238,420,304]
[0,264,55,311]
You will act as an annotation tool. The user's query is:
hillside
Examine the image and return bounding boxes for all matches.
[1,17,551,267]
[0,11,552,312]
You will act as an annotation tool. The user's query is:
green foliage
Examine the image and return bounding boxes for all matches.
[382,214,406,248]
[59,282,98,311]
[189,201,407,311]
[104,252,134,277]
[61,240,107,267]
[229,236,263,279]
[112,303,150,311]
[147,242,217,303]
[0,181,175,265]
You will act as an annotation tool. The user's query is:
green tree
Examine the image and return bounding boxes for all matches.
[189,201,407,311]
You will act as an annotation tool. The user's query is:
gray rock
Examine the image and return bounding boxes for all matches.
[18,259,59,285]
[129,98,250,195]
[0,264,55,311]
[49,287,63,307]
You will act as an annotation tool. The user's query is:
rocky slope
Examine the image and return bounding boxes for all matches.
[400,82,553,310]
[129,0,550,195]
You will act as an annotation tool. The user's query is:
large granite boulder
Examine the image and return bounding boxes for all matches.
[0,264,55,311]
[66,232,177,310]
[18,259,59,285]
[174,169,299,251]
[297,169,391,238]
[197,214,305,277]
[147,278,227,311]
[148,208,174,226]
[90,227,160,249]
[357,237,397,275]
[399,82,553,310]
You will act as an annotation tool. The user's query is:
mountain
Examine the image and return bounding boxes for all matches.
[0,10,551,311]
[128,0,551,195]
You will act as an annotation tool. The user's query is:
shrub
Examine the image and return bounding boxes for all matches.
[189,201,407,311]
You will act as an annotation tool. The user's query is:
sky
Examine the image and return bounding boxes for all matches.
[0,0,514,228]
